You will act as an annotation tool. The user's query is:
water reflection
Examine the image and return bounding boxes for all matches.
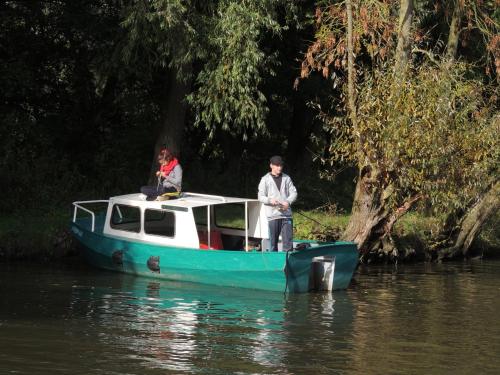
[65,275,354,373]
[2,261,500,374]
[346,261,500,375]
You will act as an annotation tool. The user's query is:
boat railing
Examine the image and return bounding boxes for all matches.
[72,200,109,232]
[181,192,227,203]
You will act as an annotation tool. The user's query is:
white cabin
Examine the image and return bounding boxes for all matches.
[75,192,272,251]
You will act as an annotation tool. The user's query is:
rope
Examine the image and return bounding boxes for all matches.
[284,250,291,294]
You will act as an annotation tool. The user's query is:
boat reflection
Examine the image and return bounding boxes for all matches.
[68,273,354,373]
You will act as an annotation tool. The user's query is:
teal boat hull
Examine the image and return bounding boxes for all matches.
[71,222,358,293]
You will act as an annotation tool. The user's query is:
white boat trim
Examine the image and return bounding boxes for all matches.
[72,200,109,232]
[181,192,227,202]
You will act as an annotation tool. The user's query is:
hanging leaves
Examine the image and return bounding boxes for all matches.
[301,0,398,82]
[187,0,292,143]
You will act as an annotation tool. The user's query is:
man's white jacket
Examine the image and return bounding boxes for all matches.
[258,172,297,220]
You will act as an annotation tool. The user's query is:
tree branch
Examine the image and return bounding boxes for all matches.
[411,48,439,64]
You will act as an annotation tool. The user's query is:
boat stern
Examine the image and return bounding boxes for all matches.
[285,242,358,293]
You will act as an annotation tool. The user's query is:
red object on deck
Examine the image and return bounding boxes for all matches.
[198,230,223,250]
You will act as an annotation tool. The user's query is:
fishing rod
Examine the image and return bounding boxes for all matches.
[294,209,341,243]
[156,144,168,192]
[294,210,331,230]
[275,200,335,231]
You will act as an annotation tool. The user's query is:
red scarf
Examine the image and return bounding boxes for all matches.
[160,158,178,176]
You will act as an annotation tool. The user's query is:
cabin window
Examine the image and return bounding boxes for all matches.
[192,206,207,226]
[110,204,141,233]
[214,203,246,230]
[144,209,175,237]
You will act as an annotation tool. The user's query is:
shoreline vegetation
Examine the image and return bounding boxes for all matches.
[1,207,498,263]
[2,3,497,265]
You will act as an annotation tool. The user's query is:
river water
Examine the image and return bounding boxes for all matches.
[1,260,499,374]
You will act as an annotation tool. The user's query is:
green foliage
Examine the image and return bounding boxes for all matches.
[477,209,500,254]
[393,212,442,241]
[416,0,499,78]
[0,1,158,212]
[121,0,202,75]
[188,1,284,141]
[1,1,496,261]
[302,0,398,82]
[324,60,498,212]
[303,1,498,218]
[293,209,445,246]
[122,0,297,143]
[0,208,73,260]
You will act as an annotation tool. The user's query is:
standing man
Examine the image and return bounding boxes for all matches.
[258,155,298,251]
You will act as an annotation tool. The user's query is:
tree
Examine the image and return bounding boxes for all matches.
[430,0,500,260]
[436,181,500,260]
[301,0,498,262]
[121,0,201,169]
[121,0,295,173]
[0,0,148,209]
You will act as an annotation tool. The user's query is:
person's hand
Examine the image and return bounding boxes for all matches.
[280,201,289,210]
[270,198,279,206]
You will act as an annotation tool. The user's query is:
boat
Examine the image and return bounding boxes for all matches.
[70,192,358,293]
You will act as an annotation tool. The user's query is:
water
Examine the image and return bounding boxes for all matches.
[1,260,499,374]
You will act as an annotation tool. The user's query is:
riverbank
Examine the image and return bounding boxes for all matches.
[1,208,498,262]
[294,210,500,260]
[0,208,76,261]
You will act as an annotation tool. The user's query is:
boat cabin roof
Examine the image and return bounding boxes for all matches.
[111,192,258,208]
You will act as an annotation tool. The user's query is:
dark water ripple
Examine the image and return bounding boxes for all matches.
[1,260,499,374]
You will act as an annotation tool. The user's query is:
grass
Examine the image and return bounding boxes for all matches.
[393,212,442,240]
[293,210,350,241]
[293,211,442,242]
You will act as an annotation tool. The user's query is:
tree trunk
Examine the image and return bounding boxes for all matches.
[342,1,415,262]
[437,181,500,261]
[149,66,192,181]
[93,74,118,127]
[342,169,422,261]
[394,0,414,78]
[341,167,393,259]
[446,0,463,61]
[346,0,357,129]
[341,168,385,237]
